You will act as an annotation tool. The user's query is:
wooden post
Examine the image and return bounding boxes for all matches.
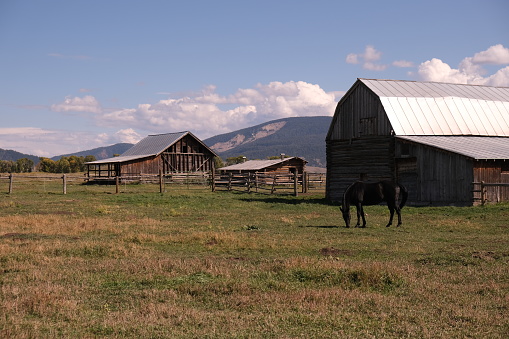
[255,173,258,193]
[116,176,119,194]
[62,174,67,195]
[293,172,298,197]
[9,173,13,194]
[303,172,308,193]
[228,173,232,191]
[247,173,251,193]
[159,169,164,193]
[481,181,485,206]
[211,170,216,192]
[271,175,277,194]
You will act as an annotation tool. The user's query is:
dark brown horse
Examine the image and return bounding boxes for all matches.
[340,181,408,228]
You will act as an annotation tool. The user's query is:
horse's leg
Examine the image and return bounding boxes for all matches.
[360,204,367,227]
[386,204,395,227]
[395,205,402,227]
[355,204,362,227]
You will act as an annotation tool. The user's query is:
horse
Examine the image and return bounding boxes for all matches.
[340,181,408,228]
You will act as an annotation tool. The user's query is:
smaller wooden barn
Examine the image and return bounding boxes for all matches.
[85,131,217,179]
[220,156,307,176]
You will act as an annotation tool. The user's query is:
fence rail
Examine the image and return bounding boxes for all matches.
[212,172,325,196]
[1,171,326,196]
[472,181,509,205]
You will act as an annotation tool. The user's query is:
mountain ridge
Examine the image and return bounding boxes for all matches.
[1,116,332,167]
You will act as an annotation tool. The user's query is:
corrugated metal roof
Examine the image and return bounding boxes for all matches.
[220,157,306,171]
[397,136,509,160]
[360,79,509,136]
[85,155,153,165]
[121,132,188,157]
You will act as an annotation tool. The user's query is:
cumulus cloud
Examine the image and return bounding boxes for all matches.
[51,95,102,114]
[346,45,387,71]
[417,44,509,86]
[95,81,338,138]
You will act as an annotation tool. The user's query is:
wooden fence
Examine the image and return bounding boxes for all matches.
[472,181,509,205]
[0,172,210,194]
[211,172,326,196]
[0,171,326,196]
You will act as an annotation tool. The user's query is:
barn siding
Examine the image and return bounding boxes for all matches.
[326,136,394,201]
[474,161,509,203]
[395,140,474,205]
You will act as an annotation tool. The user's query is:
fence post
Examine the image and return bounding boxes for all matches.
[159,169,164,193]
[211,171,216,192]
[228,173,232,191]
[481,181,485,205]
[293,172,298,197]
[303,172,308,193]
[9,173,13,194]
[62,174,67,195]
[116,176,120,194]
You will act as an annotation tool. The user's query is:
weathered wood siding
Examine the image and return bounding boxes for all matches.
[326,136,394,201]
[474,161,509,203]
[395,140,473,205]
[327,83,392,141]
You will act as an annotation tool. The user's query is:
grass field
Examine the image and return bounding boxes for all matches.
[0,178,508,338]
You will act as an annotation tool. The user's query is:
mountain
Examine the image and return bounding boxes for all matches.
[51,143,134,161]
[0,149,40,163]
[204,116,332,167]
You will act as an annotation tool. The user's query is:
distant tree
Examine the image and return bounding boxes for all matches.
[267,155,290,160]
[55,157,71,173]
[84,155,96,163]
[0,160,15,173]
[213,156,224,169]
[38,157,56,172]
[15,158,34,173]
[226,155,247,166]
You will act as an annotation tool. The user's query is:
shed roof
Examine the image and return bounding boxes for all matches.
[220,157,307,171]
[86,131,216,165]
[359,79,509,137]
[397,136,509,160]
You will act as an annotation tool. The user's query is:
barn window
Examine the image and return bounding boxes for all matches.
[401,143,410,156]
[359,117,377,136]
[502,161,509,174]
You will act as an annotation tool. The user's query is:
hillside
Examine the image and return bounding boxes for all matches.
[0,148,40,163]
[204,116,331,167]
[51,143,134,161]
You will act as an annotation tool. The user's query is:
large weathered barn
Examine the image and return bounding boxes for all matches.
[326,78,509,206]
[86,131,217,178]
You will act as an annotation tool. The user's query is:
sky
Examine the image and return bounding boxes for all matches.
[1,0,508,157]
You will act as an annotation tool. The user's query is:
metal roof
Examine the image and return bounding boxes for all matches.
[121,132,188,157]
[397,136,509,160]
[360,79,509,136]
[220,157,307,171]
[86,131,217,165]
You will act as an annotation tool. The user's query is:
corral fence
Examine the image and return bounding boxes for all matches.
[0,172,211,194]
[211,172,326,196]
[472,181,509,205]
[0,171,326,196]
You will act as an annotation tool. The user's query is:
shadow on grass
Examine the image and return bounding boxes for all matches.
[238,196,336,206]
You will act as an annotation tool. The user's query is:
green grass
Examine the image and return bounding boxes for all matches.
[0,178,508,338]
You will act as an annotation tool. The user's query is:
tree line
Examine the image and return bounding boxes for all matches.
[0,155,96,173]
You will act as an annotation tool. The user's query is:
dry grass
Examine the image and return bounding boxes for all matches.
[0,180,508,338]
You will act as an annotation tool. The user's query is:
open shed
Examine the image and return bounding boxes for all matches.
[220,156,307,176]
[86,131,217,179]
[326,78,509,206]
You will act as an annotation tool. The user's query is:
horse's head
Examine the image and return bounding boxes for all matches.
[340,205,350,228]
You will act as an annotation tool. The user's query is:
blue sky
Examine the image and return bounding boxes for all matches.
[1,0,508,157]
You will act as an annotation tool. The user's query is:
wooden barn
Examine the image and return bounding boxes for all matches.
[326,78,509,206]
[86,131,217,179]
[220,156,307,176]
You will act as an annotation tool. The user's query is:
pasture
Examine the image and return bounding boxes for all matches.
[0,178,508,338]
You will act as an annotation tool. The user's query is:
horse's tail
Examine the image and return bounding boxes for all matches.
[399,183,408,209]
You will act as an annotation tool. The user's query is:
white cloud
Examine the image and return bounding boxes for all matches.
[345,45,387,71]
[417,44,509,86]
[393,60,414,68]
[51,95,102,114]
[94,81,338,138]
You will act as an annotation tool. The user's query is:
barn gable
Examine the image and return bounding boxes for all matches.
[326,79,509,205]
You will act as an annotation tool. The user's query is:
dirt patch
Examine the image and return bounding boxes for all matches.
[319,247,353,257]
